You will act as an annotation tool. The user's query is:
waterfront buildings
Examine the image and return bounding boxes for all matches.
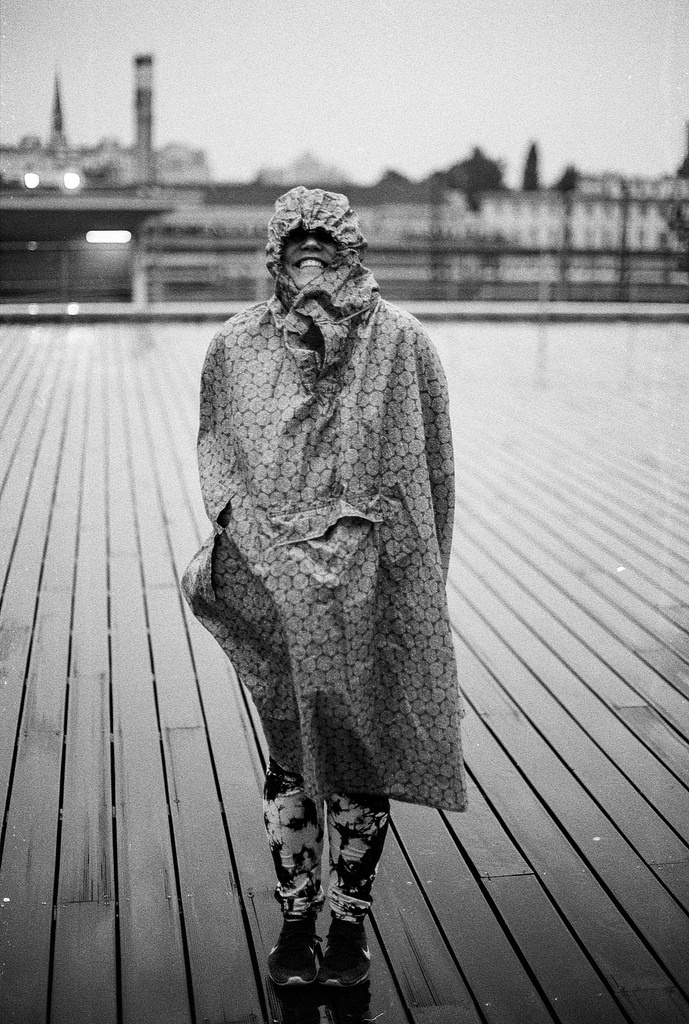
[1,59,687,303]
[0,58,211,190]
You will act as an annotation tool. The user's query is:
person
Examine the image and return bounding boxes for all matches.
[182,186,466,989]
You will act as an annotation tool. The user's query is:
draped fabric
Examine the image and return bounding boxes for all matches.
[182,187,466,811]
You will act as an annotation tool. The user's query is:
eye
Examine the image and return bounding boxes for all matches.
[286,227,308,245]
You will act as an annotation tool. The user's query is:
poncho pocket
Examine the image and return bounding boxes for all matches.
[181,494,234,609]
[267,496,383,547]
[181,523,224,608]
[262,496,384,603]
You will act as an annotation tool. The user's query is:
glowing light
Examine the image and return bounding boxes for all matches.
[24,173,40,189]
[86,230,132,244]
[67,303,80,315]
[27,241,38,251]
[63,172,81,190]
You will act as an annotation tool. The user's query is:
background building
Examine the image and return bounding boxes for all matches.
[142,169,689,304]
[1,57,687,304]
[0,57,211,190]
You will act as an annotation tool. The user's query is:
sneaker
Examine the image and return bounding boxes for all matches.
[317,915,371,987]
[268,916,320,986]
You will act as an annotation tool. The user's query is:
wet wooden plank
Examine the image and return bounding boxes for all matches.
[0,340,86,1023]
[0,331,73,821]
[485,480,689,643]
[453,504,689,745]
[615,706,689,788]
[0,325,39,434]
[161,720,265,1022]
[453,515,689,800]
[505,418,689,543]
[451,619,689,1014]
[0,330,64,575]
[392,801,554,1024]
[450,594,689,986]
[452,717,633,1024]
[0,593,71,1023]
[484,874,626,1024]
[443,780,627,1024]
[106,336,192,1024]
[132,331,346,1023]
[207,598,456,1024]
[50,334,117,1024]
[464,443,689,658]
[372,827,484,1024]
[120,336,266,1022]
[456,708,689,1023]
[474,395,689,572]
[445,329,689,586]
[452,546,689,852]
[456,475,689,740]
[151,326,431,1023]
[460,441,689,616]
[3,320,689,1024]
[511,386,689,507]
[187,627,364,1024]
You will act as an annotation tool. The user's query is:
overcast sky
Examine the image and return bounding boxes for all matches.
[1,0,687,186]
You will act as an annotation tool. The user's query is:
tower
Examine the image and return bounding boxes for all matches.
[49,74,67,150]
[679,121,689,180]
[134,54,154,182]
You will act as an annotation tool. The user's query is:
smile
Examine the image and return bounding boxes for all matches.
[296,258,327,268]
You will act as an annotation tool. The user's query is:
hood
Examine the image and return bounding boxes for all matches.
[266,186,367,278]
[266,187,379,329]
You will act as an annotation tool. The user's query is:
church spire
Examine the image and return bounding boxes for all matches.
[50,74,66,149]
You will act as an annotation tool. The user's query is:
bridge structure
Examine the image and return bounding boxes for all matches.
[0,316,688,1023]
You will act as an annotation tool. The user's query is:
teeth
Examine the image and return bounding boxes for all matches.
[298,259,325,268]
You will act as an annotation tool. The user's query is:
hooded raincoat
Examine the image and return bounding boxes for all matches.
[182,187,466,811]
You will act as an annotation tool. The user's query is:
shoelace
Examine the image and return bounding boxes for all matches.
[325,924,367,959]
[274,922,320,954]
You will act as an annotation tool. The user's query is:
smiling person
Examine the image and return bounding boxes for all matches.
[182,186,466,988]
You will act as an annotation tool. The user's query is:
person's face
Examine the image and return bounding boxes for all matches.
[282,226,338,288]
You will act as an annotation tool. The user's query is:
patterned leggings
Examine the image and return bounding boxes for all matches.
[263,758,390,923]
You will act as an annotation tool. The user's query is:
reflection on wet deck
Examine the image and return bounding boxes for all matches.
[1,319,688,1024]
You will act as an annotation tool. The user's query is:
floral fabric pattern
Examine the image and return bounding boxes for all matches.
[182,187,466,811]
[263,758,390,922]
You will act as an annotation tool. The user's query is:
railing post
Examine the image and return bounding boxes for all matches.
[618,180,630,303]
[559,191,572,301]
[131,234,149,307]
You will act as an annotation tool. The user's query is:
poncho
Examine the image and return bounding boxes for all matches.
[182,187,466,811]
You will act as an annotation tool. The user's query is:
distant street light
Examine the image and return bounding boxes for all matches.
[86,230,132,244]
[63,172,81,190]
[24,172,40,189]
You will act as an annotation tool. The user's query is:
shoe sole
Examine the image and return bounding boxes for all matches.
[317,970,370,987]
[268,973,317,986]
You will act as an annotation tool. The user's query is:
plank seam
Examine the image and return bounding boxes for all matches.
[453,624,689,1007]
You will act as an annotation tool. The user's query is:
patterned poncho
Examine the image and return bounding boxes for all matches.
[182,186,466,811]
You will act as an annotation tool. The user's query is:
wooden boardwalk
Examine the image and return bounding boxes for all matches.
[0,318,688,1024]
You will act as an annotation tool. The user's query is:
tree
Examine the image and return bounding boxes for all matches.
[445,147,505,194]
[554,165,579,192]
[522,142,540,190]
[377,168,411,186]
[440,147,505,211]
[668,204,689,271]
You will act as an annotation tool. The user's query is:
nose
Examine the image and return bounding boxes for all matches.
[300,232,323,250]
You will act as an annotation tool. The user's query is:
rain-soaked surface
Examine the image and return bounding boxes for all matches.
[0,318,688,1024]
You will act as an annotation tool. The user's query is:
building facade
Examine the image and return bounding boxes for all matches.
[142,174,688,304]
[2,63,687,303]
[0,58,211,190]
